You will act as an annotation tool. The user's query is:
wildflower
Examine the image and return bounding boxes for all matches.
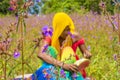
[87,46,91,51]
[72,73,77,79]
[7,38,12,43]
[111,16,116,21]
[42,44,49,53]
[9,6,17,11]
[13,50,20,58]
[113,54,117,61]
[8,7,14,11]
[113,21,118,30]
[36,0,41,2]
[41,25,53,37]
[60,69,66,78]
[9,0,18,11]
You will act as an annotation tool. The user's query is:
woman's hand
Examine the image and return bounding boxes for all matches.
[62,63,79,72]
[84,50,92,59]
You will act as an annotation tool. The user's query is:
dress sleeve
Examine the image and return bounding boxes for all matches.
[72,38,87,78]
[44,36,51,45]
[40,37,51,53]
[72,38,85,60]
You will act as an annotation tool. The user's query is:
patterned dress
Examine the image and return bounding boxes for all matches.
[30,46,84,80]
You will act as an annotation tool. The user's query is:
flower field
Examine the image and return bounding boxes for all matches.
[0,12,120,80]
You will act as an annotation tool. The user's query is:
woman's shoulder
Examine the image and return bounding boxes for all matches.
[44,36,52,45]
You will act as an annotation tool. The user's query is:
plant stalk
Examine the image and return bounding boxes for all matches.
[20,16,24,79]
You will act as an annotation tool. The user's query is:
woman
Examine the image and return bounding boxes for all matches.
[30,12,92,80]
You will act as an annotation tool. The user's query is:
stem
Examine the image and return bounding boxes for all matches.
[20,16,24,79]
[106,12,116,31]
[2,53,7,80]
[117,4,120,44]
[1,55,2,79]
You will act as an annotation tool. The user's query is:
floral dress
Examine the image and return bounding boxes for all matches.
[30,46,84,80]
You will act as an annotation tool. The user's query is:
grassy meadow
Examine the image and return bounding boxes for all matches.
[0,12,120,80]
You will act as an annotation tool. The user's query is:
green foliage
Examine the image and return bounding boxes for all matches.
[42,0,115,14]
[0,0,116,15]
[0,0,11,14]
[42,0,81,14]
[104,0,115,14]
[82,0,101,13]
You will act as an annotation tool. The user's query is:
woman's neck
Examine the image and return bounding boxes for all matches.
[59,37,65,47]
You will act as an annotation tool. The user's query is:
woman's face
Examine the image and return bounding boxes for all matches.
[60,26,70,39]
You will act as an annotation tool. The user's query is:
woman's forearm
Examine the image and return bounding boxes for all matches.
[38,53,63,67]
[78,44,92,59]
[78,44,87,54]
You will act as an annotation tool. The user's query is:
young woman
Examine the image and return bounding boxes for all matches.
[30,12,92,80]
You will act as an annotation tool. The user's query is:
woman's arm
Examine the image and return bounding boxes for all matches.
[72,32,92,59]
[37,41,79,72]
[78,44,92,59]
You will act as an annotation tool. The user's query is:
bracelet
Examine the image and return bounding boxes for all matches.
[61,62,64,68]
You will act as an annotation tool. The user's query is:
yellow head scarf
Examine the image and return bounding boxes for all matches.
[51,12,75,59]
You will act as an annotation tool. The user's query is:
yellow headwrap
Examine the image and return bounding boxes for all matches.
[51,12,75,60]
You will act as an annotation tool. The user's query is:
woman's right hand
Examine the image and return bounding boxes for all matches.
[62,63,79,72]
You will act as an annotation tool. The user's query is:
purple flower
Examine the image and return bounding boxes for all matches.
[7,38,12,43]
[72,73,77,79]
[13,51,20,59]
[60,69,66,78]
[8,7,14,11]
[42,44,49,53]
[113,21,118,30]
[36,0,41,2]
[111,16,116,21]
[87,46,91,51]
[42,25,48,31]
[113,54,117,61]
[41,25,53,37]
